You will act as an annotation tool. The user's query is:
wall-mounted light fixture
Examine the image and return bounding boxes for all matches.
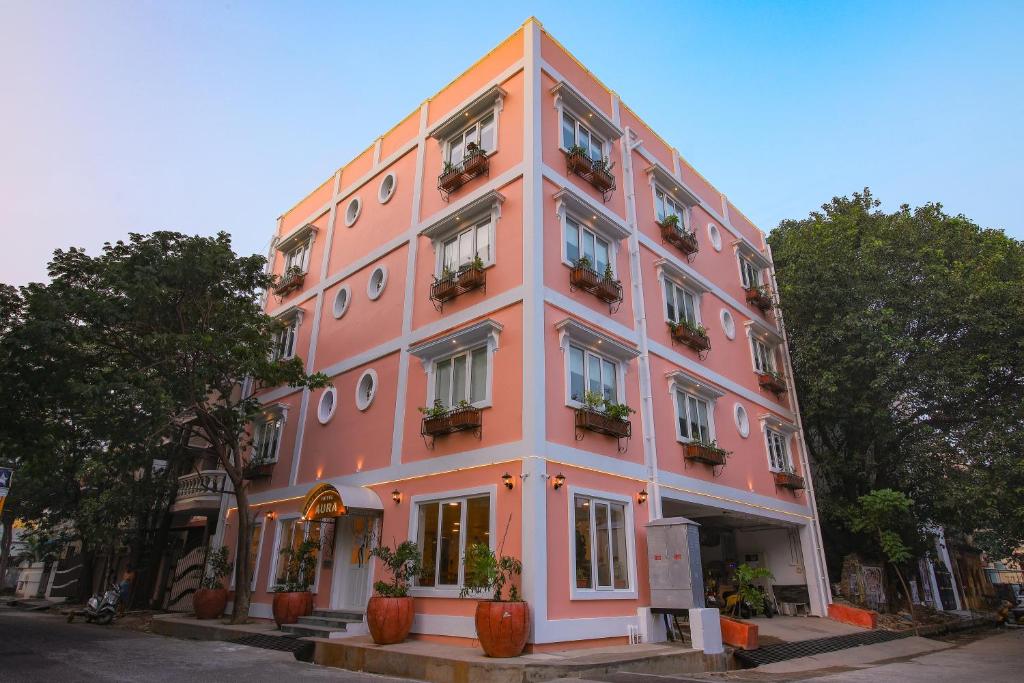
[392,489,402,504]
[552,473,566,491]
[502,472,514,490]
[637,490,648,505]
[266,511,277,520]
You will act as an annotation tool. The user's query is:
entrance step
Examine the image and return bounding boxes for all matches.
[298,614,363,630]
[312,609,364,622]
[280,621,350,638]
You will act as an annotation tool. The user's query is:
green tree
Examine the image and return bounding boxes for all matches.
[850,490,921,633]
[769,190,1024,567]
[39,232,327,621]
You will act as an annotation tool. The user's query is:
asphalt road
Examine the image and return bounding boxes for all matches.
[0,610,419,682]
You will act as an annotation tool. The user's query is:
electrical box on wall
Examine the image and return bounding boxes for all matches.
[645,517,705,610]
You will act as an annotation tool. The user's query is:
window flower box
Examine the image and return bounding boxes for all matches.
[273,267,305,296]
[430,272,459,303]
[757,371,788,396]
[574,407,631,440]
[745,285,773,312]
[429,261,487,311]
[456,263,486,290]
[773,470,805,490]
[563,147,616,201]
[569,263,623,308]
[437,147,490,200]
[243,462,274,480]
[420,404,483,438]
[658,217,698,257]
[684,441,729,467]
[669,321,711,354]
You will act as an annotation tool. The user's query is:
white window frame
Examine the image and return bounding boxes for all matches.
[663,277,701,327]
[231,517,266,591]
[556,318,639,410]
[760,414,799,473]
[554,187,629,274]
[740,256,762,289]
[354,369,378,411]
[568,486,638,600]
[267,514,326,593]
[733,239,771,293]
[429,344,492,409]
[427,85,505,165]
[439,216,495,274]
[566,343,620,407]
[654,184,691,230]
[445,112,496,166]
[407,485,497,598]
[421,191,503,279]
[283,241,311,275]
[272,306,303,361]
[766,428,792,472]
[367,266,388,301]
[317,387,337,424]
[752,337,775,374]
[251,408,286,465]
[560,110,606,161]
[746,319,784,377]
[666,370,725,445]
[275,223,318,277]
[674,390,714,444]
[410,319,502,409]
[564,215,614,275]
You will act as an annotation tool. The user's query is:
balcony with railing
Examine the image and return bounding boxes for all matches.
[171,470,229,513]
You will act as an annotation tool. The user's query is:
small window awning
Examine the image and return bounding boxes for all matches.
[276,223,318,253]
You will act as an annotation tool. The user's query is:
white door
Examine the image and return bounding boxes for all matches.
[330,515,375,611]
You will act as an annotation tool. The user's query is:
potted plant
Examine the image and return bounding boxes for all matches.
[457,255,486,289]
[730,563,774,618]
[462,141,488,175]
[460,541,527,657]
[773,466,805,490]
[575,391,633,439]
[273,265,305,295]
[242,452,274,480]
[366,540,423,644]
[569,255,597,289]
[431,265,458,301]
[683,439,730,466]
[419,399,481,437]
[565,144,592,174]
[439,160,462,193]
[668,318,710,352]
[194,546,233,620]
[745,284,773,311]
[270,537,319,626]
[757,369,787,395]
[590,157,615,193]
[658,214,698,254]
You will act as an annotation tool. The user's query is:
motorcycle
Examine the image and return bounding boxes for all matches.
[67,583,120,625]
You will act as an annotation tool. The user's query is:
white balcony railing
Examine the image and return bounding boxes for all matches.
[173,470,229,512]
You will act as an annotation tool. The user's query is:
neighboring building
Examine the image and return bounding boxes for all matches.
[223,18,831,648]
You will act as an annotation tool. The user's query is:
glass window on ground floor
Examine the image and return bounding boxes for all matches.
[573,494,630,591]
[416,494,490,588]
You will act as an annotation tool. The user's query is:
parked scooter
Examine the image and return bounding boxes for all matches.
[67,583,120,625]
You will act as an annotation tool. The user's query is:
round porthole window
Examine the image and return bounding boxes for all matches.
[708,223,723,251]
[367,266,387,300]
[355,369,378,411]
[734,403,750,438]
[344,197,362,227]
[721,309,736,340]
[333,285,351,318]
[318,387,337,424]
[378,173,396,204]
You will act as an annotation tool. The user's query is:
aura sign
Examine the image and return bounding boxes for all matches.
[302,483,346,521]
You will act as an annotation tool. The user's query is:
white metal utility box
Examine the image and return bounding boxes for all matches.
[645,516,704,609]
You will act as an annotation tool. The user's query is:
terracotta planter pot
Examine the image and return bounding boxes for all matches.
[474,601,529,658]
[366,596,415,644]
[271,591,313,626]
[193,587,228,620]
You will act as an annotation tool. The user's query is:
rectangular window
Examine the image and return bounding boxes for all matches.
[766,429,790,471]
[568,344,617,404]
[574,494,630,591]
[664,279,698,326]
[655,187,688,227]
[415,494,491,588]
[253,417,283,463]
[752,339,775,373]
[273,318,298,360]
[283,242,309,274]
[274,518,306,584]
[561,112,604,161]
[740,257,761,289]
[675,391,711,443]
[447,114,495,164]
[565,217,610,274]
[441,219,491,272]
[433,346,488,408]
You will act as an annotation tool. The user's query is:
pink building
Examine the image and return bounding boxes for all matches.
[224,18,831,648]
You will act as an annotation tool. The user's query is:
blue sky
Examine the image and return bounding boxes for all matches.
[1,1,1021,286]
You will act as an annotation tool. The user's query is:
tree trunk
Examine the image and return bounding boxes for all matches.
[77,548,95,603]
[229,483,252,624]
[0,516,13,589]
[891,563,919,636]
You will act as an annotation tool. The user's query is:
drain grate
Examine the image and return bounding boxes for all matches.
[228,634,305,653]
[735,629,913,667]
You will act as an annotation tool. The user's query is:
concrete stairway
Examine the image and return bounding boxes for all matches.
[280,609,364,638]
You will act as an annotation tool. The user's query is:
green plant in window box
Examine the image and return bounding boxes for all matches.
[566,144,588,158]
[574,256,593,271]
[442,161,459,176]
[463,141,486,160]
[602,262,615,282]
[602,400,635,422]
[418,399,449,420]
[668,318,708,339]
[660,213,680,230]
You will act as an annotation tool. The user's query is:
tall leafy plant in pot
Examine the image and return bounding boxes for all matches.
[460,518,527,657]
[194,546,233,620]
[366,540,423,644]
[270,537,319,626]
